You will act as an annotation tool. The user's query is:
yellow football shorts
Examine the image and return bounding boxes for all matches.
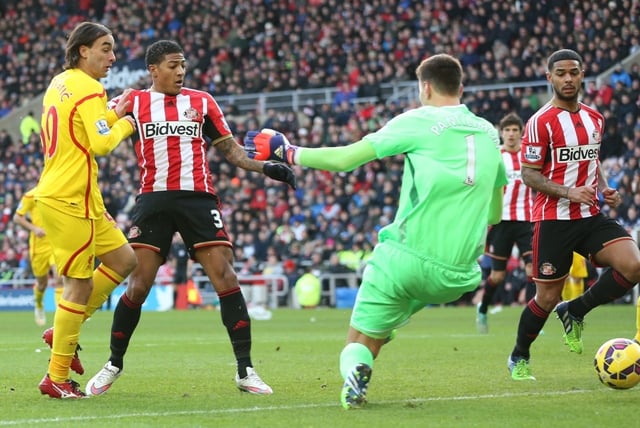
[37,202,128,279]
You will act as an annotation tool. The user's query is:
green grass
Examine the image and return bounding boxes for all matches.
[1,304,638,427]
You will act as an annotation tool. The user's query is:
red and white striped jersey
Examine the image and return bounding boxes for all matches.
[520,102,604,221]
[500,148,532,221]
[109,88,232,194]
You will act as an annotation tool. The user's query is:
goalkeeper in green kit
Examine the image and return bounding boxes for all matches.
[244,54,508,409]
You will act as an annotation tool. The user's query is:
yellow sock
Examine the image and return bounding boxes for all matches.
[85,263,125,320]
[635,297,640,343]
[561,281,571,301]
[54,287,63,307]
[568,279,583,300]
[34,287,44,309]
[49,299,85,383]
[562,278,584,301]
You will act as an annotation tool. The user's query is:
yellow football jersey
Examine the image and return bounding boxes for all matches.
[36,68,133,219]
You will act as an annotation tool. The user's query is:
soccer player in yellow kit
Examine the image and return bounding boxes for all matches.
[13,187,63,326]
[36,22,137,399]
[562,253,588,301]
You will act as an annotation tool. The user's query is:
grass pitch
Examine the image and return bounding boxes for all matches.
[1,304,638,427]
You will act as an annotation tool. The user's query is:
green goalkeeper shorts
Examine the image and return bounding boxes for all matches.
[350,240,481,339]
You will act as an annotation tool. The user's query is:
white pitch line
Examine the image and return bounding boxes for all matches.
[0,388,596,426]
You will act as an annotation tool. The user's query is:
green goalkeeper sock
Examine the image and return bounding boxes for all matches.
[340,342,374,380]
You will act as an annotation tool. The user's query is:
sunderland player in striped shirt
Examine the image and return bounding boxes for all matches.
[244,54,508,408]
[476,113,534,334]
[36,22,138,398]
[507,49,640,380]
[86,40,295,396]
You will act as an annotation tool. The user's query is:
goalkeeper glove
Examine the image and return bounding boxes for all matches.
[244,129,298,164]
[263,161,296,189]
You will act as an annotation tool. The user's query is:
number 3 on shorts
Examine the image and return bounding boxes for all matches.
[210,209,224,228]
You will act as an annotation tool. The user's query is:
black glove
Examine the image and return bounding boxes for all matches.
[263,161,296,189]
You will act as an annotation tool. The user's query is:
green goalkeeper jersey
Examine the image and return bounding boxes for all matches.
[364,104,506,267]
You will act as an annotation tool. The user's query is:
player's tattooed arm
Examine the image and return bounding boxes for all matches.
[215,136,296,189]
[521,166,571,199]
[215,136,264,173]
[522,166,597,205]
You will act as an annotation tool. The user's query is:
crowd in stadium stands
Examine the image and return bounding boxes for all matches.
[1,1,640,304]
[2,1,639,114]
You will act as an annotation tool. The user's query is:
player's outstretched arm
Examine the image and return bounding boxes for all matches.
[244,129,377,172]
[244,129,298,163]
[216,136,296,189]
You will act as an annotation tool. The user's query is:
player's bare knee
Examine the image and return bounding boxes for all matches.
[211,269,239,293]
[125,271,155,303]
[102,245,138,277]
[36,277,48,290]
[122,255,137,277]
[125,282,152,303]
[535,283,564,310]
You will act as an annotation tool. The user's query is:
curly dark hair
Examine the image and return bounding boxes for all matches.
[145,40,184,68]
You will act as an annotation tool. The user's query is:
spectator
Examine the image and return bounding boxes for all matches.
[610,63,632,88]
[262,252,284,279]
[19,111,40,145]
[600,122,626,161]
[281,258,300,306]
[0,130,13,152]
[505,259,530,305]
[622,205,640,233]
[616,93,638,124]
[597,82,615,106]
[0,101,12,119]
[170,233,190,306]
[322,251,356,306]
[294,266,322,309]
